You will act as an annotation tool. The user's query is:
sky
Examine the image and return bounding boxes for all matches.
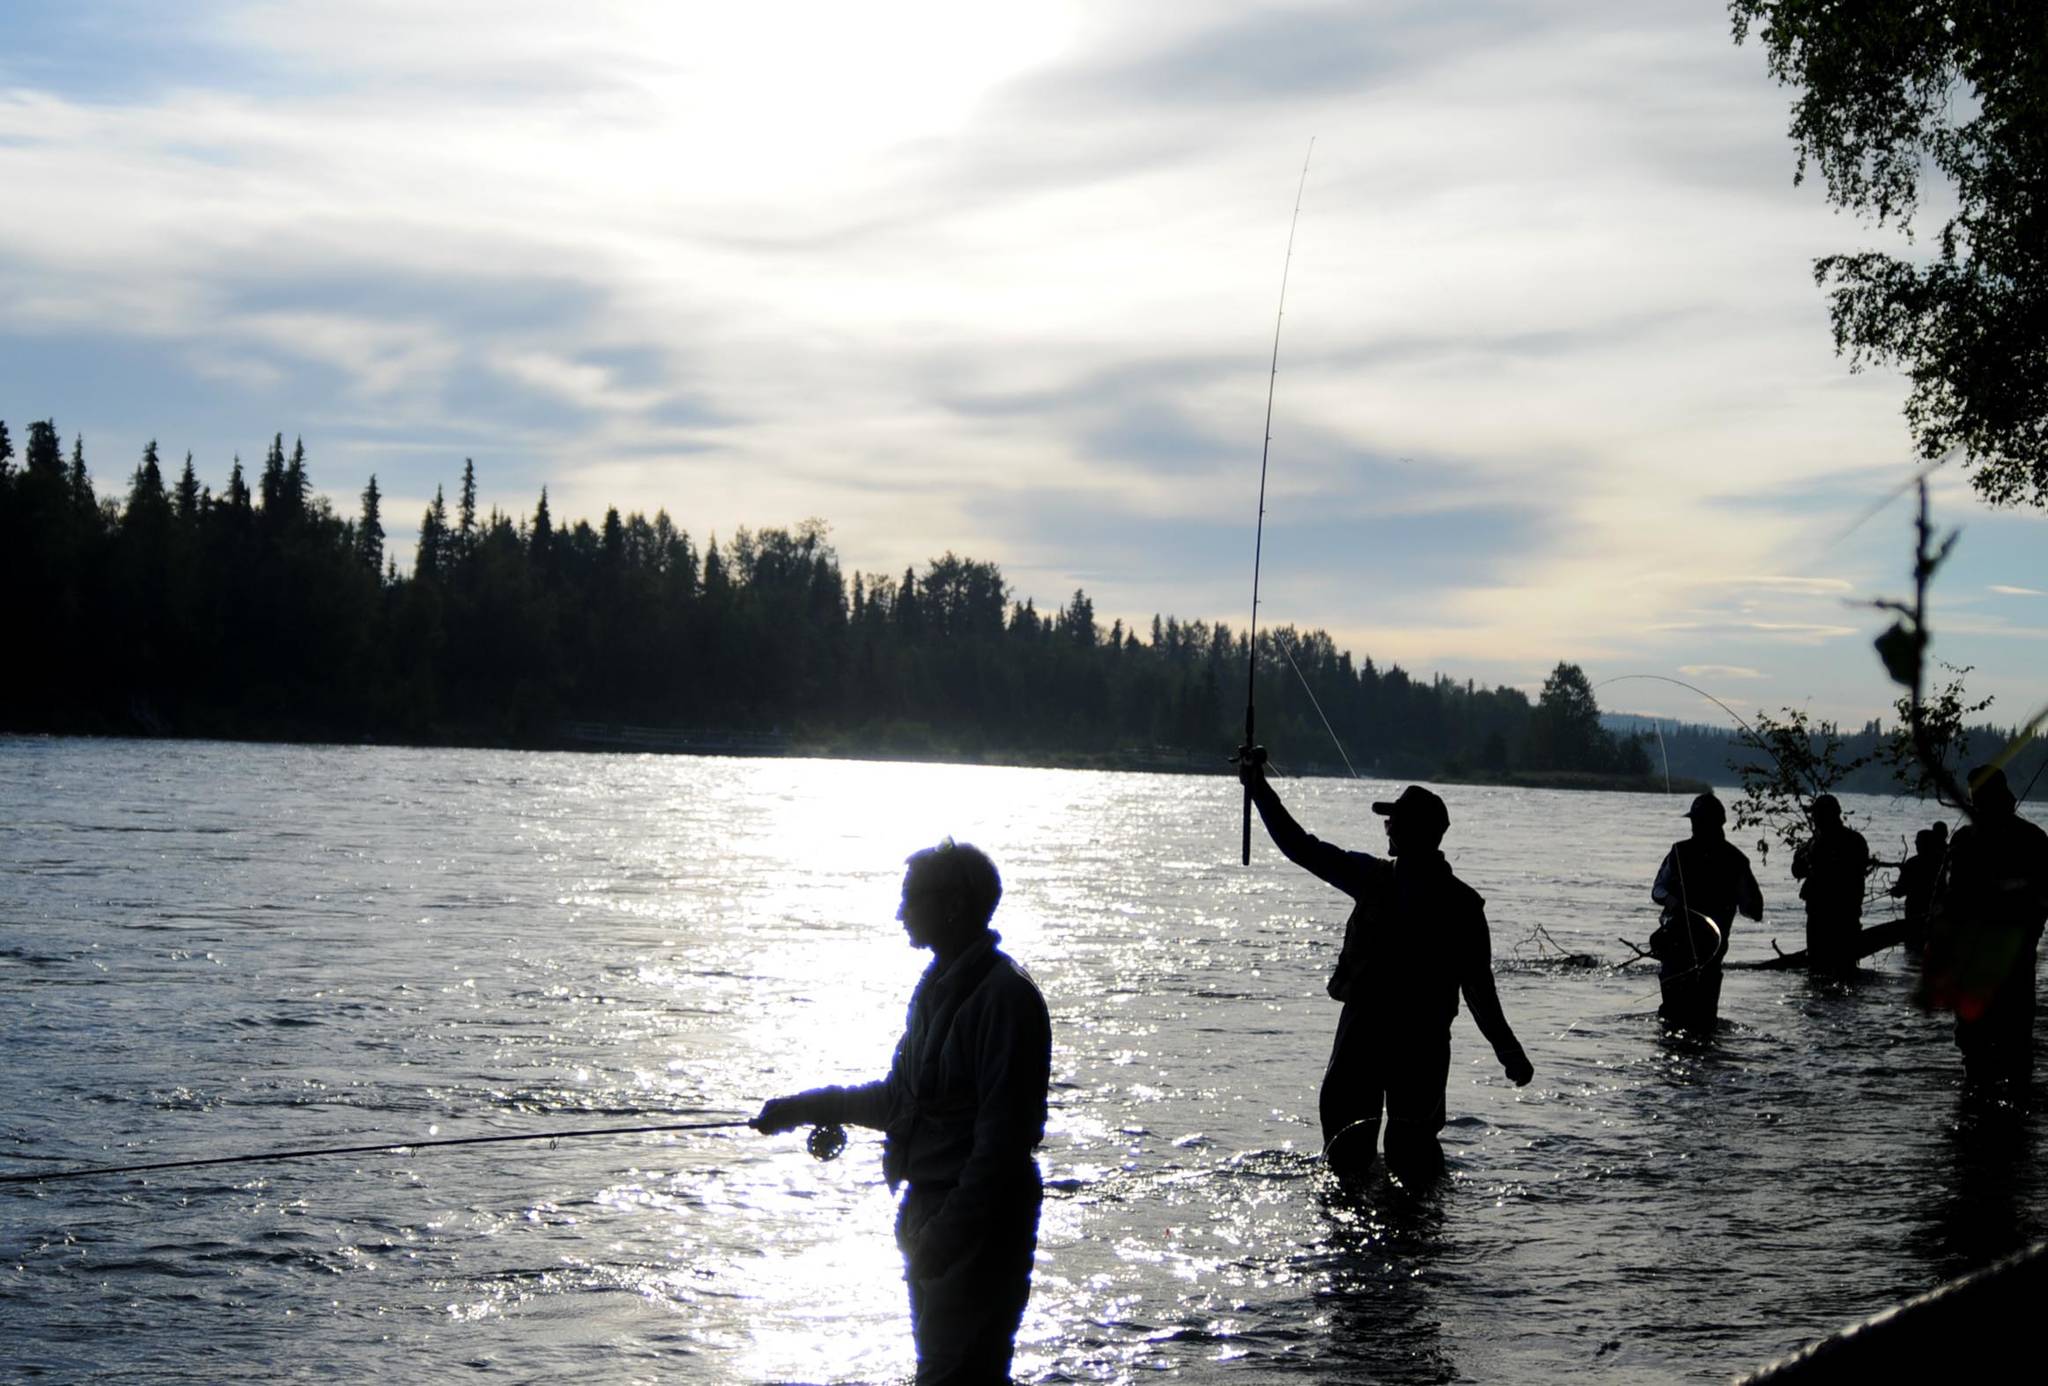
[3,0,2042,729]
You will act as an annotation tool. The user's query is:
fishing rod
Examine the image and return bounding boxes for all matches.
[1242,139,1315,865]
[0,1118,849,1186]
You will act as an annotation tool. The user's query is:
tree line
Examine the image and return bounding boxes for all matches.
[8,420,1980,786]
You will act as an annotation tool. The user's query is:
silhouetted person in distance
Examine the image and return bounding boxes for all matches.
[1649,792,1763,1032]
[753,840,1050,1385]
[1791,794,1870,973]
[1890,822,1950,956]
[1237,754,1533,1184]
[1924,767,2048,1085]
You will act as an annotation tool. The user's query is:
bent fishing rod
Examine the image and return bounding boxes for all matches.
[1242,139,1315,865]
[1,1117,849,1186]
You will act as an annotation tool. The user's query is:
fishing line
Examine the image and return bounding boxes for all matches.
[1241,138,1315,866]
[1552,719,1711,1040]
[0,1118,848,1186]
[1277,631,1361,780]
[1591,674,1808,795]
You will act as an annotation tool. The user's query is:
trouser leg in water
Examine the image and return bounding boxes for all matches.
[897,1172,1042,1384]
[1320,1006,1450,1182]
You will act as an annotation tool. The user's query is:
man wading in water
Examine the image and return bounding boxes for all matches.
[1238,755,1533,1183]
[1925,766,2048,1085]
[1649,792,1763,1032]
[754,839,1050,1384]
[1791,793,1870,973]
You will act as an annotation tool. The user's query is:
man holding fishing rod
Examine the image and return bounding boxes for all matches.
[752,838,1051,1385]
[1238,752,1533,1184]
[1649,792,1764,1031]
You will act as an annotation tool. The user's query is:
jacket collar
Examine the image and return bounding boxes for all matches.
[925,928,1000,989]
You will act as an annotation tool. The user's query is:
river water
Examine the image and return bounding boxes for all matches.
[2,736,2043,1383]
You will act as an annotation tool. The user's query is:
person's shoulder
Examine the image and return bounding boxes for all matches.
[1441,867,1485,915]
[987,948,1049,1004]
[1347,849,1391,879]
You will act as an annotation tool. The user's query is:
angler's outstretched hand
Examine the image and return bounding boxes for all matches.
[1235,744,1268,788]
[1502,1050,1534,1087]
[751,1094,817,1134]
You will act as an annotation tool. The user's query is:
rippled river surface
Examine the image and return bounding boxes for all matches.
[4,737,2045,1383]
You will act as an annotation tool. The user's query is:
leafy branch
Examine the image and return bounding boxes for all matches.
[1730,707,1868,860]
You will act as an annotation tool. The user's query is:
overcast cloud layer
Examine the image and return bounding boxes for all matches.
[4,1,2042,726]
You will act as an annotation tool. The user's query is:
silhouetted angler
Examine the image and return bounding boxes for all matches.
[1890,822,1950,956]
[1791,794,1869,973]
[754,840,1050,1385]
[1237,754,1533,1184]
[1650,793,1763,1032]
[1924,768,2048,1084]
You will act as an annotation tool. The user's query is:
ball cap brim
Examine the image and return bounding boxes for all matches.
[1372,785,1449,835]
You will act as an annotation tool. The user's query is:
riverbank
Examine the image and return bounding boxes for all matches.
[4,723,1723,793]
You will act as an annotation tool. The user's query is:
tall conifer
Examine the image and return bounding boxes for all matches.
[358,475,384,573]
[259,434,286,517]
[127,439,168,519]
[69,436,96,518]
[458,458,477,553]
[224,456,251,513]
[531,489,553,560]
[416,486,448,582]
[284,437,309,517]
[175,452,200,523]
[24,421,61,480]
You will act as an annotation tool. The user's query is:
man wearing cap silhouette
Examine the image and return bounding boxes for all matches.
[1926,765,2048,1083]
[752,839,1050,1384]
[1649,792,1763,1031]
[1238,754,1533,1183]
[1888,822,1949,956]
[1791,794,1870,973]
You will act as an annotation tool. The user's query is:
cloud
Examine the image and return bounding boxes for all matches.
[1650,619,1860,643]
[1708,576,1858,596]
[1990,584,2046,597]
[1679,664,1767,680]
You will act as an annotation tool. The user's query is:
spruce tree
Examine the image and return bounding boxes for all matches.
[416,486,448,582]
[127,439,168,520]
[259,434,286,517]
[284,436,309,517]
[358,475,385,573]
[0,420,12,482]
[458,458,477,553]
[175,452,201,523]
[224,456,251,513]
[69,435,96,518]
[24,421,61,480]
[531,488,553,562]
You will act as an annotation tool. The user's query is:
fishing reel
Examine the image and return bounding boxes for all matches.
[806,1123,847,1162]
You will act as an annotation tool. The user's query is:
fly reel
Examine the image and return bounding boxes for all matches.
[806,1123,847,1162]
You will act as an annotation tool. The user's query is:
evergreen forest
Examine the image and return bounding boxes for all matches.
[4,422,2037,795]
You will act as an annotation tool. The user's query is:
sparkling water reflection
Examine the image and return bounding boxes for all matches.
[2,736,2045,1382]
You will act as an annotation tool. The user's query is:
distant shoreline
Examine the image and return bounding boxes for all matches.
[2,725,1718,794]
